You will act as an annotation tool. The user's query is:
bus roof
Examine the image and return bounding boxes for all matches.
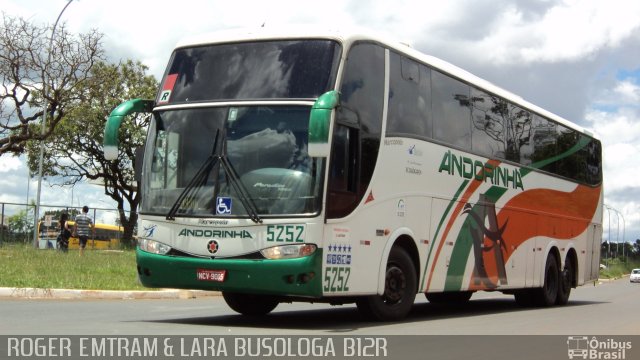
[174,26,597,140]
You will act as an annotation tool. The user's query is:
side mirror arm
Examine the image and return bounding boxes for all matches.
[308,90,340,157]
[103,99,154,160]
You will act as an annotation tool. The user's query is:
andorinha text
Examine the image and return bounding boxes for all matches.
[438,150,524,190]
[7,336,388,357]
[178,229,253,239]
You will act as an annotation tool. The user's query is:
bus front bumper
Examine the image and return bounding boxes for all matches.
[136,248,323,298]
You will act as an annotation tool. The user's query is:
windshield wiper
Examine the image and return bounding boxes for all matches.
[165,129,262,223]
[166,130,220,220]
[219,154,263,224]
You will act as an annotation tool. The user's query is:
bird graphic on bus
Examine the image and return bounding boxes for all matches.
[462,194,509,289]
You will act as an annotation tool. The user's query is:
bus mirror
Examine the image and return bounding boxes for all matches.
[308,90,339,157]
[103,99,154,160]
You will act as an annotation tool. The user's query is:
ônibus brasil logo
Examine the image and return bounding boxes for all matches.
[567,336,632,360]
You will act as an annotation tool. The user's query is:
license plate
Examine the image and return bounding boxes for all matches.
[196,269,226,282]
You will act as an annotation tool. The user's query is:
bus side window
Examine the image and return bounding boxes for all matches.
[327,124,359,217]
[327,42,384,219]
[387,52,432,139]
[432,70,471,150]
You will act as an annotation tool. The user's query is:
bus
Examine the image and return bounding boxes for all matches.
[38,221,123,250]
[103,27,602,321]
[66,221,123,250]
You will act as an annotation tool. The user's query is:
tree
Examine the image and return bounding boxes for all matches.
[26,60,157,246]
[0,14,104,156]
[7,209,33,242]
[457,91,533,161]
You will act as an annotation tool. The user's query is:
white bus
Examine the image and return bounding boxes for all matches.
[104,28,603,321]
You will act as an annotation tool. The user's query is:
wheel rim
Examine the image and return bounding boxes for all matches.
[561,268,569,292]
[384,265,406,304]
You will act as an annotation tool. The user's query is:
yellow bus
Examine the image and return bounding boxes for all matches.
[38,221,123,250]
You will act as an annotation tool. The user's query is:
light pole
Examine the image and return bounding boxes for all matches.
[606,206,611,267]
[605,205,626,263]
[621,212,626,262]
[32,0,74,247]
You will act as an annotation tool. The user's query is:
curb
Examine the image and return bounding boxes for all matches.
[0,287,220,300]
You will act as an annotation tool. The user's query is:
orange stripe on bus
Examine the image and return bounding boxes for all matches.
[424,159,501,291]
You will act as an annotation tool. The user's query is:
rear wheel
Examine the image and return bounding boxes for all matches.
[222,292,279,316]
[533,254,559,307]
[556,257,574,305]
[356,247,417,321]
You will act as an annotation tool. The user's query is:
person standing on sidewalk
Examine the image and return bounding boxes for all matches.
[58,212,71,252]
[73,206,94,256]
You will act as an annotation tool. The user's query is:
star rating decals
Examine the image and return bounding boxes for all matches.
[327,244,352,253]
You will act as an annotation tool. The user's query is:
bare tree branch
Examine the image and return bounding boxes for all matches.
[0,14,104,156]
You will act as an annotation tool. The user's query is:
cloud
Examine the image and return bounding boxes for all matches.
[614,80,640,104]
[0,156,21,173]
[467,0,640,65]
[1,0,639,238]
[585,77,640,240]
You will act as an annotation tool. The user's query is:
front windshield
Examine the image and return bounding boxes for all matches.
[159,40,340,103]
[141,106,325,218]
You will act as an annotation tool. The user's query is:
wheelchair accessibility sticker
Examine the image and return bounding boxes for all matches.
[216,197,232,215]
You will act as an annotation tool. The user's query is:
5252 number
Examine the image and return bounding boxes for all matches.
[266,225,304,242]
[323,266,351,292]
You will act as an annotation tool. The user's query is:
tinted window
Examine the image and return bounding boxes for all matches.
[470,88,506,158]
[555,125,581,179]
[432,71,471,149]
[528,115,601,185]
[387,52,432,138]
[504,104,532,164]
[584,139,602,185]
[530,115,558,174]
[159,40,341,103]
[142,106,325,217]
[328,43,384,219]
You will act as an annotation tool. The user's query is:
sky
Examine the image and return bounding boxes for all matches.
[0,0,638,242]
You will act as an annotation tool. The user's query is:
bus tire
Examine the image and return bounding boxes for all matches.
[426,291,473,304]
[556,256,574,305]
[356,247,416,321]
[533,254,559,307]
[222,292,279,316]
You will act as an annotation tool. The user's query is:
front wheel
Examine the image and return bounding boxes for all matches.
[222,292,279,316]
[356,247,417,321]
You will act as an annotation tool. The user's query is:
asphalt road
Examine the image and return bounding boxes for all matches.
[0,278,638,336]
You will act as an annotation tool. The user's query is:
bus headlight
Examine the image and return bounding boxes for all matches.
[260,244,317,260]
[138,238,171,255]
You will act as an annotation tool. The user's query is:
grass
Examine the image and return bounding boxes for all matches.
[0,243,149,291]
[600,258,640,279]
[1,242,636,290]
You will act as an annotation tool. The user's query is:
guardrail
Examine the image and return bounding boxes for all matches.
[0,202,128,247]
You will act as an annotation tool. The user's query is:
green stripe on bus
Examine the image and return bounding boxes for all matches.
[521,134,592,176]
[419,179,468,292]
[442,135,591,291]
[444,187,507,291]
